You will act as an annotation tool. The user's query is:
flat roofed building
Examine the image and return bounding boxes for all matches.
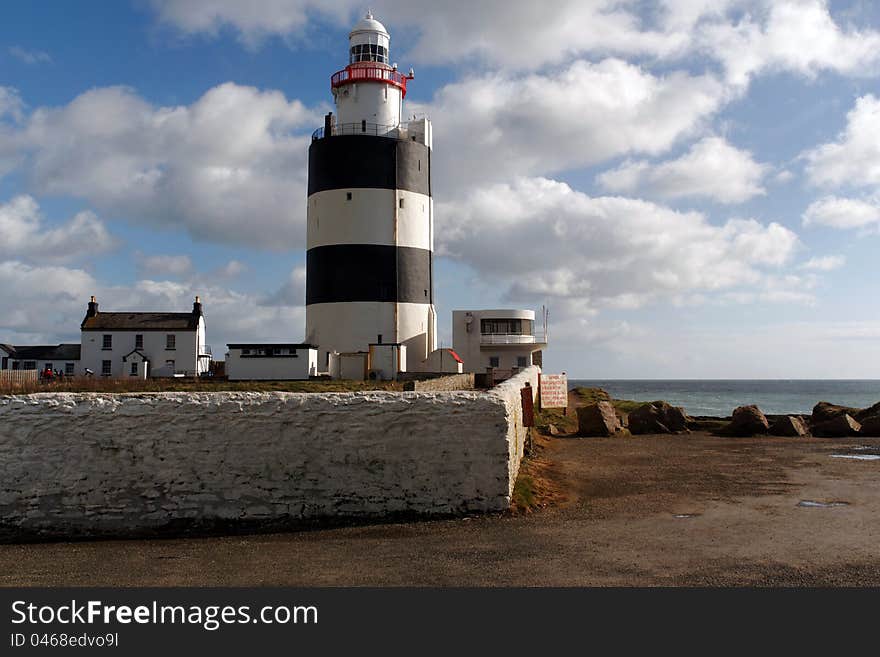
[226,344,318,381]
[0,343,81,375]
[452,309,547,378]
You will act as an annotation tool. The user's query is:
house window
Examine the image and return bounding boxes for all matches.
[1,357,7,370]
[517,356,528,368]
[241,349,251,355]
[489,356,500,368]
[166,334,176,350]
[65,363,75,376]
[102,334,112,350]
[135,334,143,350]
[165,360,175,372]
[273,348,282,355]
[130,362,138,376]
[101,360,112,376]
[23,361,36,370]
[481,319,532,335]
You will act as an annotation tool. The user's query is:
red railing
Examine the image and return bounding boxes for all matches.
[331,65,411,97]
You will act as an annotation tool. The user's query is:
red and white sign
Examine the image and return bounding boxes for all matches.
[539,373,568,409]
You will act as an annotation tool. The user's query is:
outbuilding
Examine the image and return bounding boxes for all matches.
[226,344,318,381]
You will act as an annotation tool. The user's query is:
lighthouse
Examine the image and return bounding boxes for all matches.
[306,13,436,370]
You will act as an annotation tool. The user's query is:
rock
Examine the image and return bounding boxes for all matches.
[769,415,809,437]
[723,405,770,436]
[628,401,690,435]
[855,402,880,422]
[547,423,561,437]
[577,401,623,437]
[856,415,880,437]
[812,414,861,437]
[812,401,861,425]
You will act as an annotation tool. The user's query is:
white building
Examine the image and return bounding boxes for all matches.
[0,343,81,375]
[226,344,318,381]
[305,13,437,371]
[452,309,548,377]
[80,296,211,377]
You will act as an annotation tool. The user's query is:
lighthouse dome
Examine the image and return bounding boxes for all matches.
[350,13,389,38]
[348,12,390,64]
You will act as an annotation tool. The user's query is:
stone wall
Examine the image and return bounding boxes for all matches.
[0,367,538,540]
[402,373,475,392]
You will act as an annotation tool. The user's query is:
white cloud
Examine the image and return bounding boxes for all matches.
[147,0,719,66]
[437,176,802,314]
[0,87,24,122]
[0,195,116,263]
[8,46,52,65]
[2,83,320,249]
[149,0,351,47]
[147,0,880,85]
[800,255,846,271]
[215,259,248,278]
[701,0,880,87]
[597,137,768,203]
[802,196,880,230]
[802,94,880,189]
[261,266,306,307]
[410,59,726,190]
[0,260,96,342]
[135,253,194,278]
[0,259,306,349]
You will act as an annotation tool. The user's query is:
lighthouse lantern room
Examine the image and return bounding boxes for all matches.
[306,13,437,374]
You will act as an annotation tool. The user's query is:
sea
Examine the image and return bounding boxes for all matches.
[567,380,880,417]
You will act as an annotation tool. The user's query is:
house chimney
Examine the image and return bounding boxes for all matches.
[192,295,203,316]
[87,295,98,318]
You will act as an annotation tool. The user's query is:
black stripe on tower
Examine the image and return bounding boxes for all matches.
[306,245,433,305]
[308,135,430,196]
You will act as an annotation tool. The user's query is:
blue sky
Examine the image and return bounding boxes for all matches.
[2,1,880,378]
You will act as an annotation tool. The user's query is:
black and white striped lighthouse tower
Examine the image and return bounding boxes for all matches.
[306,12,436,367]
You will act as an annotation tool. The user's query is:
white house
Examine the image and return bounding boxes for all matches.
[80,296,211,378]
[452,309,547,377]
[226,343,318,380]
[0,343,81,375]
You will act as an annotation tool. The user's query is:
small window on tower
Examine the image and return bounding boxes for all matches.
[346,192,352,201]
[399,198,405,209]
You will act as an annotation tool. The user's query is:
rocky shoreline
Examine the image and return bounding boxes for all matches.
[570,387,880,438]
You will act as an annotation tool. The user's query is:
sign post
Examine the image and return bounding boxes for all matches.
[539,373,568,414]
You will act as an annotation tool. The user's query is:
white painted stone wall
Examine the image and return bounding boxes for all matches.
[0,367,538,539]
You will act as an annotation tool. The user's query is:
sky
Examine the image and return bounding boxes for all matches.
[1,0,880,379]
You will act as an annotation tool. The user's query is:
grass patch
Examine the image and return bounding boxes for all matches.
[571,386,643,415]
[511,475,537,511]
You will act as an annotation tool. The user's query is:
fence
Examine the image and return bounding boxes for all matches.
[0,370,39,384]
[0,370,39,390]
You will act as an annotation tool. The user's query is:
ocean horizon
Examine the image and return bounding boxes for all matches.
[567,379,880,417]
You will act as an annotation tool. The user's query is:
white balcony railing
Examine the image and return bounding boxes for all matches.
[480,333,547,345]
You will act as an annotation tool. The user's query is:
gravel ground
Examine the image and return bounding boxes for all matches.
[2,431,880,586]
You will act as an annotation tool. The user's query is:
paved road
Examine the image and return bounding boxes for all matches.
[3,433,880,586]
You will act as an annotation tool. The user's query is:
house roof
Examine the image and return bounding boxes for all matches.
[0,343,16,357]
[445,349,463,364]
[82,312,199,331]
[122,349,149,361]
[7,344,81,361]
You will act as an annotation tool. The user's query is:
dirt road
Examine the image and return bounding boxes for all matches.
[3,433,879,586]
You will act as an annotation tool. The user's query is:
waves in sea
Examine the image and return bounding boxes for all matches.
[567,380,880,417]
